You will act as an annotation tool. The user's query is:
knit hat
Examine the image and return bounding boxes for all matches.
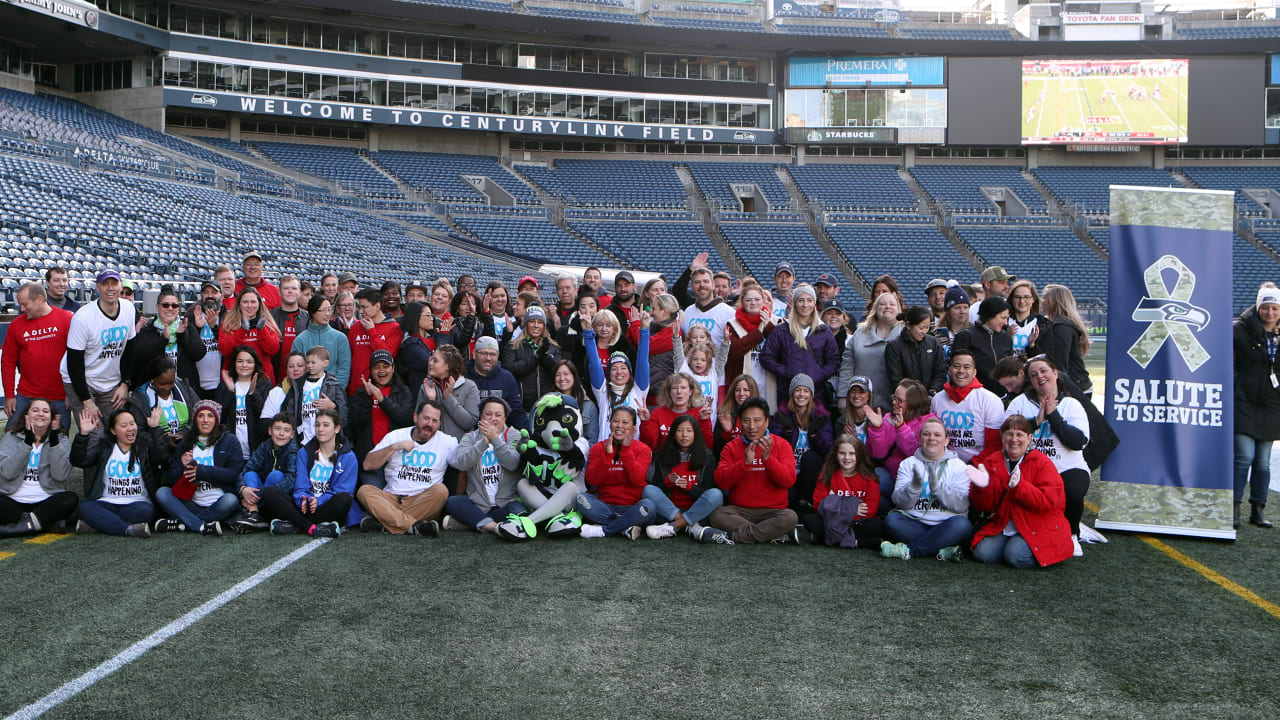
[192,399,221,424]
[792,284,817,301]
[789,373,815,396]
[525,305,547,323]
[978,296,1010,324]
[1258,286,1280,310]
[608,351,632,370]
[475,336,500,353]
[943,284,970,312]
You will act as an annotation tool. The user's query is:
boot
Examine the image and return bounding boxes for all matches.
[1249,503,1273,529]
[0,512,40,538]
[1234,503,1242,529]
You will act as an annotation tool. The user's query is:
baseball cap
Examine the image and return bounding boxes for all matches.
[518,275,539,288]
[96,268,121,284]
[337,272,358,284]
[242,250,263,262]
[404,280,427,294]
[614,270,635,285]
[820,298,845,316]
[979,266,1015,284]
[200,279,220,292]
[773,261,794,278]
[815,272,839,288]
[370,349,395,368]
[924,278,948,293]
[848,375,873,393]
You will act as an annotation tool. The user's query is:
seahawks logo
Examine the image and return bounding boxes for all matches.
[1130,298,1209,331]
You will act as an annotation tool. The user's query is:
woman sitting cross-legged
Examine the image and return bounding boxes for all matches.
[153,400,244,536]
[0,398,76,537]
[880,416,972,561]
[71,405,170,537]
[576,406,655,539]
[967,414,1072,569]
[642,414,730,544]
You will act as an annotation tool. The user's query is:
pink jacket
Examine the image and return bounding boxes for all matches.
[867,413,938,480]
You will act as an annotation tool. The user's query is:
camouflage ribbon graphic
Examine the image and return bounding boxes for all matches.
[1127,254,1210,371]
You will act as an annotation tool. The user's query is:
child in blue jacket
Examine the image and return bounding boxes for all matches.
[257,408,356,538]
[229,412,299,533]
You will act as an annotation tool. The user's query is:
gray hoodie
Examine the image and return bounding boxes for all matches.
[0,431,72,496]
[416,375,481,439]
[451,426,523,512]
[892,446,970,524]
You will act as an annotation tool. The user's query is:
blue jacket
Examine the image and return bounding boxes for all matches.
[239,436,298,493]
[291,324,353,389]
[465,360,528,430]
[294,436,358,508]
[167,432,246,492]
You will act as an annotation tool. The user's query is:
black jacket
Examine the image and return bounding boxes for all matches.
[71,424,170,502]
[396,333,452,393]
[501,336,562,412]
[215,376,274,449]
[1041,317,1093,394]
[952,324,1014,394]
[885,331,948,395]
[129,320,206,390]
[280,372,348,437]
[1234,307,1280,441]
[347,378,416,461]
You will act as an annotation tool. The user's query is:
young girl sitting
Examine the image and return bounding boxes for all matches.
[809,434,883,549]
[643,414,730,544]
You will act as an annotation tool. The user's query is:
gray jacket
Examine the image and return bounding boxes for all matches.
[452,426,523,511]
[415,375,481,438]
[839,323,903,411]
[0,431,72,496]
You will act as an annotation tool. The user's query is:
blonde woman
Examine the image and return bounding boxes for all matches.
[1039,284,1093,396]
[839,291,903,411]
[759,283,840,410]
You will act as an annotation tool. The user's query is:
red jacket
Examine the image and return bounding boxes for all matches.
[2,307,72,400]
[813,470,880,516]
[347,318,403,395]
[640,406,714,452]
[585,439,652,506]
[969,448,1072,567]
[714,433,795,509]
[219,323,281,384]
[235,278,281,309]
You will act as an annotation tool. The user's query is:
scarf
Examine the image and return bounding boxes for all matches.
[734,306,763,335]
[944,380,980,405]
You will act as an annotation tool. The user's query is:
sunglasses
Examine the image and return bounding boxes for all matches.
[158,302,181,309]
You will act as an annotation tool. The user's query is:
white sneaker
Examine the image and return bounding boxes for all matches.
[1071,534,1084,558]
[646,523,677,540]
[579,524,606,538]
[441,515,461,531]
[1078,523,1108,544]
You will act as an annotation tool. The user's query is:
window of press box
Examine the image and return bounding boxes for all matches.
[1267,88,1280,129]
[643,53,765,83]
[783,88,947,129]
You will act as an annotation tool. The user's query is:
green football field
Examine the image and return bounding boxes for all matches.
[1022,74,1189,144]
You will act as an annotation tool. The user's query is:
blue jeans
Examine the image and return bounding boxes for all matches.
[884,513,973,558]
[242,469,288,491]
[13,394,72,434]
[1234,434,1273,505]
[574,493,656,536]
[875,467,894,518]
[641,485,724,527]
[972,533,1038,568]
[443,495,528,529]
[78,499,153,536]
[155,487,239,531]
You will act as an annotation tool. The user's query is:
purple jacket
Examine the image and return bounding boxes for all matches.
[759,323,841,407]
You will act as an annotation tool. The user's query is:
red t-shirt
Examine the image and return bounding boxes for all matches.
[813,470,881,516]
[235,278,282,309]
[2,308,73,400]
[660,459,703,511]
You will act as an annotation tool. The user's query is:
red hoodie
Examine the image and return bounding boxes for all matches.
[640,406,714,451]
[813,470,880,516]
[219,322,281,384]
[347,318,403,395]
[585,439,651,506]
[713,433,795,509]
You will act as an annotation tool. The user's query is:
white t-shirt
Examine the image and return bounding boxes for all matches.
[11,443,49,503]
[308,453,334,497]
[100,443,146,505]
[931,385,1006,462]
[261,386,287,420]
[1006,394,1091,474]
[594,384,647,440]
[191,442,222,507]
[195,324,222,391]
[1011,317,1037,354]
[681,301,736,352]
[770,297,788,323]
[478,443,502,505]
[299,377,323,445]
[373,426,459,496]
[234,381,250,459]
[680,361,720,421]
[60,300,137,394]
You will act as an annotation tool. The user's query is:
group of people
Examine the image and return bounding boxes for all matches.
[0,249,1272,564]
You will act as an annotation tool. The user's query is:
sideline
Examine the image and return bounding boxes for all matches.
[3,538,330,720]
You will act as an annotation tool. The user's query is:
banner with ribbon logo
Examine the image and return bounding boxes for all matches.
[1098,185,1236,539]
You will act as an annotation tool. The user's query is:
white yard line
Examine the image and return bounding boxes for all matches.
[4,539,330,720]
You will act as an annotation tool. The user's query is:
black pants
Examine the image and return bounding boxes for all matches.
[801,511,885,549]
[0,492,78,532]
[259,486,352,531]
[1060,468,1090,536]
[788,450,825,513]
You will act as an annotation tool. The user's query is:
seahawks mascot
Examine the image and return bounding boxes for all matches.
[496,393,589,541]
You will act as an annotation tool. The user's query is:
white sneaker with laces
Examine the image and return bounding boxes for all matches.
[646,523,677,540]
[1071,534,1084,558]
[579,524,606,538]
[1078,523,1108,544]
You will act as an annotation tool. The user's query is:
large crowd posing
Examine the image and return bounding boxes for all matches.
[1,248,1276,567]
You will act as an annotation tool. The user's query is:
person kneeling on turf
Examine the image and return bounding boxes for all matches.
[708,396,802,544]
[577,405,654,539]
[260,408,354,537]
[154,400,244,536]
[442,397,527,534]
[967,415,1072,569]
[643,414,731,544]
[230,412,298,533]
[358,399,458,536]
[880,416,972,561]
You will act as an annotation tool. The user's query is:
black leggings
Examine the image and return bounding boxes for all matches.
[1060,468,1091,536]
[789,451,825,512]
[0,492,78,531]
[259,486,352,531]
[800,512,885,548]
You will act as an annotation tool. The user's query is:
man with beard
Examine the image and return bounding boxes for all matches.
[607,270,641,332]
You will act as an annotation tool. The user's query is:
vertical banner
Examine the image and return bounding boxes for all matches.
[1098,185,1236,539]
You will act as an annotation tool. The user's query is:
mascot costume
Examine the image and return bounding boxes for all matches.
[496,393,590,541]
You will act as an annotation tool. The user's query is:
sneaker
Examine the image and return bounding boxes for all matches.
[441,515,462,531]
[74,519,97,535]
[1071,534,1084,558]
[124,523,151,538]
[496,514,536,541]
[230,511,265,534]
[646,523,677,540]
[269,518,297,536]
[411,520,441,537]
[1078,523,1108,544]
[936,545,962,562]
[689,524,734,545]
[359,516,384,533]
[771,526,811,545]
[22,511,41,533]
[880,541,910,559]
[546,511,583,538]
[624,525,645,540]
[199,521,223,537]
[579,523,606,538]
[152,518,184,534]
[312,521,341,538]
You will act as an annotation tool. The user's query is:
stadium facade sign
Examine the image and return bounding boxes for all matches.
[163,90,776,144]
[788,56,945,87]
[1066,144,1142,152]
[3,0,99,28]
[786,127,896,144]
[1062,12,1143,24]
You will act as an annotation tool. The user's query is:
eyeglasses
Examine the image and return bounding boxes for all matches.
[1011,295,1034,301]
[158,302,180,309]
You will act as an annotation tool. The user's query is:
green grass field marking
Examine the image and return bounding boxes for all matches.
[23,533,71,546]
[1139,535,1280,621]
